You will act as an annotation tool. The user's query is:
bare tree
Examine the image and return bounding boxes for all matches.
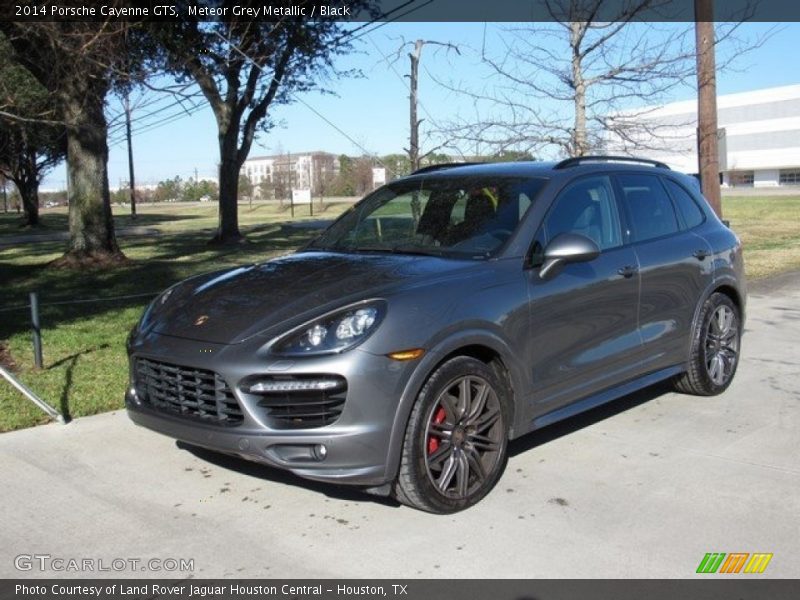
[438,0,765,159]
[388,39,460,171]
[311,154,336,205]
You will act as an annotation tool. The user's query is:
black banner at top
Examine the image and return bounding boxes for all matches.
[2,0,800,23]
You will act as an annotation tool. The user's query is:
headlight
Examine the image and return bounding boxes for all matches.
[272,301,385,356]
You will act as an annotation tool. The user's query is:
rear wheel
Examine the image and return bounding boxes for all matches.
[674,292,741,396]
[394,356,509,513]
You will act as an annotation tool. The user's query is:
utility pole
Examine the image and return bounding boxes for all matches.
[124,91,137,220]
[287,150,294,218]
[695,0,722,217]
[309,156,314,217]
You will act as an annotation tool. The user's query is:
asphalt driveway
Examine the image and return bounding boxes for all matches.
[2,274,799,579]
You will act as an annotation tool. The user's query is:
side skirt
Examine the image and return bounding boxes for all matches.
[525,365,684,433]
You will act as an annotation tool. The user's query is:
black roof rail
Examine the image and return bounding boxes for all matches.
[411,162,484,175]
[554,155,671,170]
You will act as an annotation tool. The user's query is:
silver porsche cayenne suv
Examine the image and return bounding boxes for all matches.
[126,156,746,513]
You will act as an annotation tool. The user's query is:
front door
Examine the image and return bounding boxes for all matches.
[525,175,642,415]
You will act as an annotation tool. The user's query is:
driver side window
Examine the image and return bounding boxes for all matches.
[531,176,622,266]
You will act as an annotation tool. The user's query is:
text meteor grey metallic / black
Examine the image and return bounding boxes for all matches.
[126,157,746,513]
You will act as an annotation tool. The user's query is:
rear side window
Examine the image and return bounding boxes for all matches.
[663,178,705,230]
[617,174,679,242]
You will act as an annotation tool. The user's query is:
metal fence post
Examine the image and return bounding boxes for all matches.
[30,292,43,369]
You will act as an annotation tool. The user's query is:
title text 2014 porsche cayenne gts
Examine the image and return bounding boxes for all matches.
[126,156,745,513]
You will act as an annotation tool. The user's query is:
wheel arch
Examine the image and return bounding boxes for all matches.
[713,283,744,316]
[692,278,745,335]
[383,330,526,484]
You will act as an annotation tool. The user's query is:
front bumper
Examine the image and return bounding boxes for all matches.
[125,331,416,487]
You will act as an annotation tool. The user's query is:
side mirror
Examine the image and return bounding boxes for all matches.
[539,233,600,279]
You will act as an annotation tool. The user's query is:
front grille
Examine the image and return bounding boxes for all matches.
[134,358,243,426]
[243,375,347,430]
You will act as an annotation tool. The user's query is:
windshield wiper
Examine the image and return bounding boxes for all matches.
[342,245,397,254]
[388,244,449,257]
[326,243,448,257]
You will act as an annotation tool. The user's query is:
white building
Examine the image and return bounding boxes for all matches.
[606,84,800,188]
[241,151,339,197]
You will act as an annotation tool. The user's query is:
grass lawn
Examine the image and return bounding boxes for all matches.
[0,200,351,431]
[0,195,798,432]
[722,195,800,279]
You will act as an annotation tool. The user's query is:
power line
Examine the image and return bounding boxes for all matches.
[217,32,397,176]
[106,81,207,144]
[327,1,430,47]
[106,5,436,174]
[107,96,206,146]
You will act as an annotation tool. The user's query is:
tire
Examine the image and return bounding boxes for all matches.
[394,356,510,513]
[673,292,741,396]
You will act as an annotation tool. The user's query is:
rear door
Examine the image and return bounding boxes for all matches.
[526,175,642,412]
[614,173,714,371]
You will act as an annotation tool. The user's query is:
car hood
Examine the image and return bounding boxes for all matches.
[147,251,477,345]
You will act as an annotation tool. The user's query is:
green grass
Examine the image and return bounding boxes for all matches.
[722,196,800,279]
[0,195,798,432]
[0,200,350,432]
[0,211,69,235]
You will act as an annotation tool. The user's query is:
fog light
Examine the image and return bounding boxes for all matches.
[126,386,140,404]
[313,444,328,461]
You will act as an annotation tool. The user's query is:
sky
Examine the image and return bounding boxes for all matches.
[39,21,800,191]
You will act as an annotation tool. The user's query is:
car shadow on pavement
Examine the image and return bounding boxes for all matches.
[175,382,670,509]
[509,381,672,457]
[176,441,402,509]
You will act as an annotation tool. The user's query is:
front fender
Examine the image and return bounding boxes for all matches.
[381,327,527,484]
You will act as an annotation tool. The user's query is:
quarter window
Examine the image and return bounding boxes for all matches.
[663,178,705,230]
[617,174,680,242]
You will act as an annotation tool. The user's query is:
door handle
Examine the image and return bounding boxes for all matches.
[617,265,638,278]
[693,249,710,261]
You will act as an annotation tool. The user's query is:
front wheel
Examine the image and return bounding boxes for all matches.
[394,356,509,513]
[674,292,741,396]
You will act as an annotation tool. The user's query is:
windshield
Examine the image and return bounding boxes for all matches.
[308,175,547,259]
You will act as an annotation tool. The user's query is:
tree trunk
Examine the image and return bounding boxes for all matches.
[408,40,422,172]
[14,148,40,227]
[570,22,588,157]
[214,131,243,244]
[58,77,123,264]
[19,176,39,227]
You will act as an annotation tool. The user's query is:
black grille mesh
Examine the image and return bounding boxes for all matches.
[135,358,243,425]
[247,376,347,429]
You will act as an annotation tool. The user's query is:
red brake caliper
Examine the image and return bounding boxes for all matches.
[428,406,447,454]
